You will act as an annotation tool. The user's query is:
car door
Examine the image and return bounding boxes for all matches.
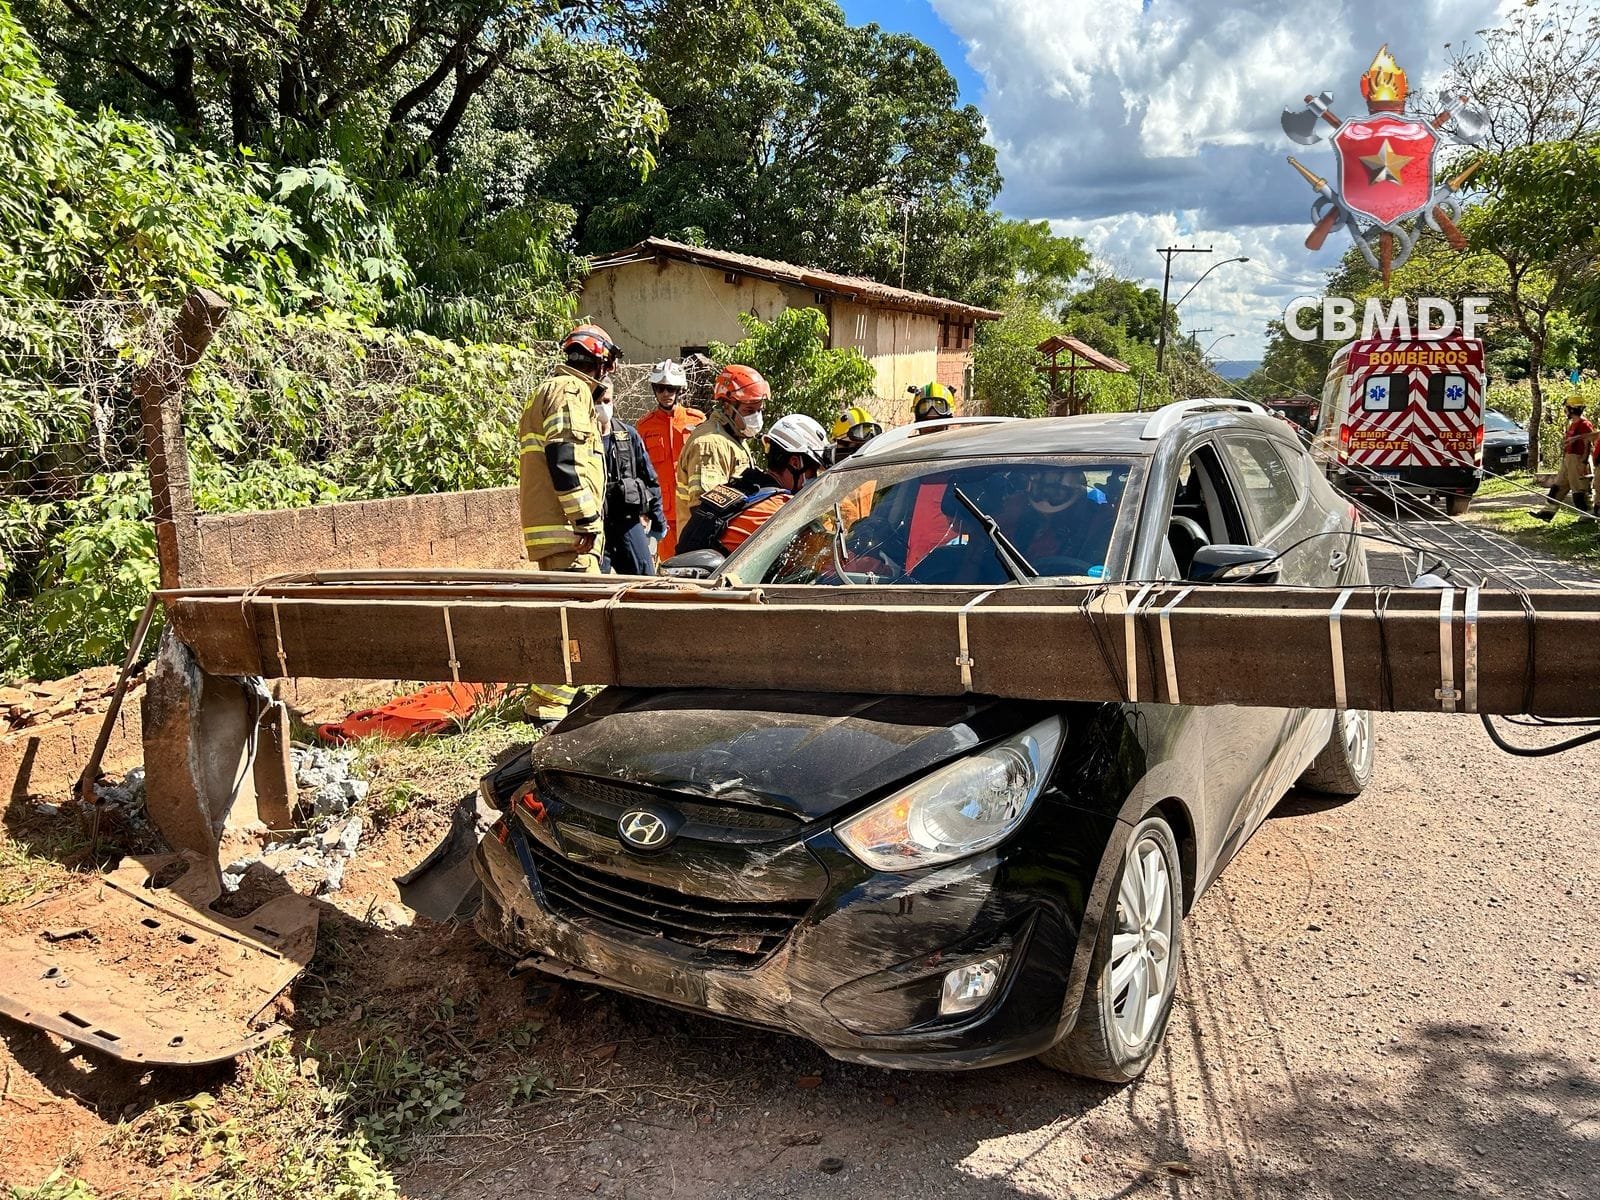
[1212,429,1340,844]
[1140,436,1291,888]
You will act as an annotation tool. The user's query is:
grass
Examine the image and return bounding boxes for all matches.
[1466,470,1600,568]
[0,818,86,904]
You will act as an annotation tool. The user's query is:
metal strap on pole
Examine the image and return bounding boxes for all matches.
[1328,588,1353,710]
[1437,587,1458,712]
[1159,586,1195,704]
[1125,584,1156,703]
[955,590,997,691]
[442,607,462,684]
[1463,585,1480,712]
[559,605,576,685]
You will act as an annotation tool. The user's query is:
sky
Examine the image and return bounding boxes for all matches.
[838,0,1531,360]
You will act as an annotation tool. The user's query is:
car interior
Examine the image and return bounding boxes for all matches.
[1165,443,1248,578]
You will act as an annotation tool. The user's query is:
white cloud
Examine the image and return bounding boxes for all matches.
[931,0,1520,354]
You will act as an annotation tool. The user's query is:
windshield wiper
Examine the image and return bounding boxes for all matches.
[830,502,850,580]
[952,486,1035,584]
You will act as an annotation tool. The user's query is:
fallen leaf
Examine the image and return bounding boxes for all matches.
[590,1042,619,1063]
[795,1074,823,1089]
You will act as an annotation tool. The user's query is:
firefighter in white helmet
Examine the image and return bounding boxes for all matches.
[636,359,703,557]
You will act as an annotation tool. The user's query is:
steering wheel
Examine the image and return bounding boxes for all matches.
[1167,515,1210,575]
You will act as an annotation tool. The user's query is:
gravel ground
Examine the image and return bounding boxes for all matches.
[410,709,1598,1200]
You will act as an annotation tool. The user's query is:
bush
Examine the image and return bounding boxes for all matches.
[708,308,876,428]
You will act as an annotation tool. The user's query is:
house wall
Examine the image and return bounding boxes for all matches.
[579,259,816,364]
[827,301,940,421]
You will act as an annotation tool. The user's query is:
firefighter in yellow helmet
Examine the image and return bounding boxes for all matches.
[517,322,618,723]
[676,364,768,520]
[830,404,884,463]
[911,382,956,422]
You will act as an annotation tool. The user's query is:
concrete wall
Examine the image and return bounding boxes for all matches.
[580,259,815,364]
[195,487,524,588]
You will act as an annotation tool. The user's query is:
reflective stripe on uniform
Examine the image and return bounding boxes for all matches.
[523,525,575,554]
[557,487,598,522]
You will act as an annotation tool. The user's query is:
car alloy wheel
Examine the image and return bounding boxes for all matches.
[1343,708,1373,776]
[1107,828,1179,1053]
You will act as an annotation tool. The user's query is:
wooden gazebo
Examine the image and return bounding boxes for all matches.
[1037,335,1131,416]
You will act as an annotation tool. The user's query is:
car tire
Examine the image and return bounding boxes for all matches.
[1037,815,1184,1083]
[1446,494,1471,517]
[1296,708,1375,798]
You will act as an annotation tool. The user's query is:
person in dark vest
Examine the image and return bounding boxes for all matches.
[677,414,829,557]
[601,396,667,575]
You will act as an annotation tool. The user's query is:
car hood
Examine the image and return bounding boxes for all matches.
[533,687,1060,819]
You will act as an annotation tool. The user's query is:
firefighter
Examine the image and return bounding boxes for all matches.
[830,405,884,463]
[518,323,618,723]
[676,364,767,519]
[636,360,703,559]
[910,381,956,423]
[602,401,667,576]
[677,414,829,556]
[1534,398,1594,521]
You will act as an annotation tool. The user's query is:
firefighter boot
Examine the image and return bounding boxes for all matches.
[1532,486,1560,521]
[1577,492,1593,515]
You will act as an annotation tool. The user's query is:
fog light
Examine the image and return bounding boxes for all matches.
[938,955,1006,1017]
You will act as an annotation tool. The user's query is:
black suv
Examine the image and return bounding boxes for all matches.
[472,402,1376,1080]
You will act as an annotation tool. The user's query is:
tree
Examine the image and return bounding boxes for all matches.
[550,0,1009,305]
[1465,138,1600,455]
[1065,274,1169,344]
[707,307,875,428]
[1445,0,1600,152]
[14,0,664,179]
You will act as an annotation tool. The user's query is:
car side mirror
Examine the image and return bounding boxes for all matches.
[660,549,726,580]
[1187,544,1280,585]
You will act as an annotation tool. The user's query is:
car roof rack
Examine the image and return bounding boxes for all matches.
[1140,398,1269,441]
[849,415,1019,460]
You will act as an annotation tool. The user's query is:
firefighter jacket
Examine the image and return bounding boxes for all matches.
[676,408,753,522]
[518,365,605,560]
[636,404,704,557]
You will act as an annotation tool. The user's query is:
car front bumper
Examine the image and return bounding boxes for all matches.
[471,821,1092,1070]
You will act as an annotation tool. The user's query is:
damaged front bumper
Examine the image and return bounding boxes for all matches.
[471,819,1082,1070]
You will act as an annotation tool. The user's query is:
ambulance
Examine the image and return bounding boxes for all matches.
[1313,336,1486,515]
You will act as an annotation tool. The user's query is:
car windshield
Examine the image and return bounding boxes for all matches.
[1484,410,1522,433]
[723,455,1144,586]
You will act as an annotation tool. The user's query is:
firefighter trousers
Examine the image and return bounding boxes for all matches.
[524,547,601,720]
[1543,453,1593,514]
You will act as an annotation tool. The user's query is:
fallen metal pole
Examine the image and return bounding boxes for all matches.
[161,575,1600,717]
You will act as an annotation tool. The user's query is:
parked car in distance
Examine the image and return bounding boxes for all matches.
[1482,409,1531,475]
[471,401,1376,1082]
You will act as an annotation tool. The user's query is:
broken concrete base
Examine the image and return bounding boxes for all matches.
[140,631,294,857]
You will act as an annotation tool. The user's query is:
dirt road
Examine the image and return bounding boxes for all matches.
[389,710,1598,1200]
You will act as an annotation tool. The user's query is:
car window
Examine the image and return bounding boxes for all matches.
[1219,437,1301,534]
[1159,442,1249,578]
[723,455,1144,586]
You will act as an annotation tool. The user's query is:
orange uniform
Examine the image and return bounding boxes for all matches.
[636,405,705,557]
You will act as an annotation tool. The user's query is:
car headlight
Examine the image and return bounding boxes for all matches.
[835,717,1063,872]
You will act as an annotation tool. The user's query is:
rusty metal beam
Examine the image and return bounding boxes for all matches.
[160,574,1600,717]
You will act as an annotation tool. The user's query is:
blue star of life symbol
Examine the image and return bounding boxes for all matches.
[1446,383,1464,402]
[1370,384,1387,402]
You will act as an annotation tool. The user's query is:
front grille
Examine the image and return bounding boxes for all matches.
[522,836,812,966]
[540,772,800,842]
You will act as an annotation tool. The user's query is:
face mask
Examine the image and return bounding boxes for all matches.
[596,400,614,427]
[736,410,764,438]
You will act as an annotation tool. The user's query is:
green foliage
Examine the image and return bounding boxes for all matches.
[1065,275,1169,344]
[557,0,1009,305]
[6,1172,99,1200]
[972,308,1057,418]
[708,307,876,427]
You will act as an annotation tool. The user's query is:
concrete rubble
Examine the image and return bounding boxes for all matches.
[219,744,370,896]
[1,665,139,734]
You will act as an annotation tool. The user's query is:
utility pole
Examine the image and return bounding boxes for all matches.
[1155,246,1212,376]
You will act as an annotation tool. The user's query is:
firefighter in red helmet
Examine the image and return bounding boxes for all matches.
[676,364,768,520]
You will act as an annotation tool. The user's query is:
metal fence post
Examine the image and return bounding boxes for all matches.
[136,288,230,590]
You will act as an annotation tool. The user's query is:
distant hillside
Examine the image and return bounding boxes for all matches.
[1212,359,1261,379]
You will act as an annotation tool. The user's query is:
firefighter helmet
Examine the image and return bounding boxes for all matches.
[562,323,619,365]
[714,364,770,407]
[912,382,955,421]
[764,413,830,465]
[831,405,883,445]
